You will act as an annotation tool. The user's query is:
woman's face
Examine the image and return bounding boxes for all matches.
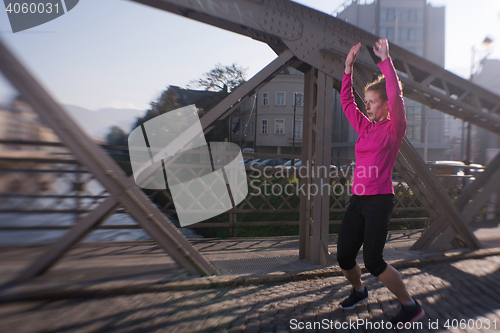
[364,91,389,123]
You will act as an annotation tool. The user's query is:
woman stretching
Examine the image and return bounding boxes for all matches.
[337,38,424,325]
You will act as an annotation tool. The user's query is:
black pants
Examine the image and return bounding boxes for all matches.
[337,194,394,277]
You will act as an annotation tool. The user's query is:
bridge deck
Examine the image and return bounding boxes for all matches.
[0,221,498,298]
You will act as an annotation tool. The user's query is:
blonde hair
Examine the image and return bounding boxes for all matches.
[364,74,403,101]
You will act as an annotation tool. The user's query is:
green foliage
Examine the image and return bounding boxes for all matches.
[106,126,128,146]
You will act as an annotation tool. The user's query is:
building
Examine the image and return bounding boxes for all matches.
[335,0,453,161]
[470,59,500,165]
[233,0,468,163]
[233,67,305,155]
[0,97,59,151]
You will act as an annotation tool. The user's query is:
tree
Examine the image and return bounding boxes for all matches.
[189,63,247,93]
[106,126,128,146]
[125,63,247,143]
[133,87,181,129]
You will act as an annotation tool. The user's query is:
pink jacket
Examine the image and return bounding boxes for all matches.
[341,57,406,195]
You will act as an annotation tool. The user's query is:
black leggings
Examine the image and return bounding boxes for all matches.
[337,194,394,277]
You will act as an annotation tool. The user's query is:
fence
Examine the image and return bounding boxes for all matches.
[0,140,482,239]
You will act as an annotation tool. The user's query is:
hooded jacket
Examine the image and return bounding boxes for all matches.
[340,57,407,195]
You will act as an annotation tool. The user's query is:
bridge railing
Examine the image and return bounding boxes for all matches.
[0,140,484,239]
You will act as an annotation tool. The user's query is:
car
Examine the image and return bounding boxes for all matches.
[427,160,465,175]
[244,158,265,167]
[253,158,288,167]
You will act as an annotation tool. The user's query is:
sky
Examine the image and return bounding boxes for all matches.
[1,0,500,112]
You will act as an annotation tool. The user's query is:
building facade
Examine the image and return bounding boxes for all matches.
[335,0,453,161]
[234,0,465,163]
[233,67,305,155]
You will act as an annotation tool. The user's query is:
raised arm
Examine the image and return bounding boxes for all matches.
[341,43,371,134]
[374,39,407,138]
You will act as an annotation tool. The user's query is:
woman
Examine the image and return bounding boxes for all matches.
[337,38,424,325]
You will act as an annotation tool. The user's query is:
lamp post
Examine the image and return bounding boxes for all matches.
[292,93,298,166]
[463,37,494,178]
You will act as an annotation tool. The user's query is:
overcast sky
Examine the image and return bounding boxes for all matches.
[0,0,499,111]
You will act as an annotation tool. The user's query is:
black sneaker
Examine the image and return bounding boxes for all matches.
[390,298,425,325]
[339,287,369,309]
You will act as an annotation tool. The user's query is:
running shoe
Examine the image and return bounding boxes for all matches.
[390,298,425,325]
[339,287,369,309]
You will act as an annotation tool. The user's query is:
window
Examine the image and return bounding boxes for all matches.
[409,9,417,22]
[262,92,269,106]
[249,121,254,136]
[276,92,286,106]
[406,105,422,141]
[387,8,395,21]
[386,28,394,41]
[293,92,304,106]
[408,28,415,41]
[398,28,409,41]
[261,119,268,134]
[275,119,285,134]
[381,8,395,21]
[399,9,408,22]
[416,29,423,42]
[293,119,303,139]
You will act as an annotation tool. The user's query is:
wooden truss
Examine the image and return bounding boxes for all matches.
[0,40,218,283]
[130,0,500,262]
[1,0,499,283]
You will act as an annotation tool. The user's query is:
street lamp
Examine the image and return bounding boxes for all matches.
[463,37,494,179]
[470,37,494,79]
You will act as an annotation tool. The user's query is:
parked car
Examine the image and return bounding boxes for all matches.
[244,158,265,167]
[278,159,300,168]
[253,158,288,167]
[427,161,465,174]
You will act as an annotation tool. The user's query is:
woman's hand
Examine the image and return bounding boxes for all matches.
[345,43,361,74]
[373,38,389,61]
